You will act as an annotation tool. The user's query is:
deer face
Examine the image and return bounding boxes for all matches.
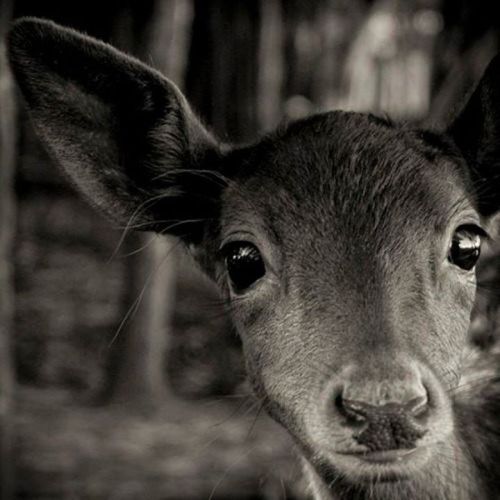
[210,115,480,483]
[8,18,500,494]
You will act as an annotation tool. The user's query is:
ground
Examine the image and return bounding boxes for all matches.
[14,386,302,500]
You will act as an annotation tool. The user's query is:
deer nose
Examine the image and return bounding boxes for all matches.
[335,382,429,451]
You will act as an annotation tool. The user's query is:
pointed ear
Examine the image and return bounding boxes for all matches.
[8,18,225,240]
[447,54,500,216]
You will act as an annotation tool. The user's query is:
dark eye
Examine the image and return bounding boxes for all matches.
[223,242,266,292]
[448,225,483,271]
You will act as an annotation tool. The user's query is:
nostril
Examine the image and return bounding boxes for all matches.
[335,394,367,424]
[406,395,429,418]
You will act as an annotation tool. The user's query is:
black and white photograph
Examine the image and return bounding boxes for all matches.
[2,0,500,498]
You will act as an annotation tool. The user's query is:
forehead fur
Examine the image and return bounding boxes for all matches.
[222,111,470,253]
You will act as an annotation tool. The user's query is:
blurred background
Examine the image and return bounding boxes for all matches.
[1,0,500,498]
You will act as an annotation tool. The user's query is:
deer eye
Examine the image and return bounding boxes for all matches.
[448,225,483,271]
[223,242,266,292]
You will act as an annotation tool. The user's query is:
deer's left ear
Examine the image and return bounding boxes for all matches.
[447,55,500,216]
[7,17,225,242]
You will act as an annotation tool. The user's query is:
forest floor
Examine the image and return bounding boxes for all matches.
[13,386,302,500]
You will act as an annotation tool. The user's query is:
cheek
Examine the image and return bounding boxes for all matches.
[445,271,476,337]
[428,273,476,386]
[453,271,477,312]
[230,298,326,428]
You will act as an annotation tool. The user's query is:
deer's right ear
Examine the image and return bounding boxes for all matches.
[8,18,224,241]
[447,54,500,217]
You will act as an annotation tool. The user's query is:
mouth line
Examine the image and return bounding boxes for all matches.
[336,447,421,464]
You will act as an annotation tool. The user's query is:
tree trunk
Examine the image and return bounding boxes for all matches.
[258,0,284,131]
[186,0,261,142]
[103,235,177,409]
[101,0,191,409]
[0,0,16,497]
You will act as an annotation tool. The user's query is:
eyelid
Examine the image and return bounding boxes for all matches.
[456,223,491,240]
[219,231,258,252]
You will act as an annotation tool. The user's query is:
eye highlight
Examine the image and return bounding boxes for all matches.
[448,224,485,271]
[222,241,266,292]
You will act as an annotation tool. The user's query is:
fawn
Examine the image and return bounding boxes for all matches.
[8,18,500,500]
